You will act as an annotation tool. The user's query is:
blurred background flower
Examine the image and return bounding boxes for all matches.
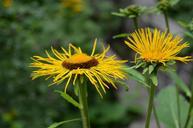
[2,0,12,8]
[61,0,84,13]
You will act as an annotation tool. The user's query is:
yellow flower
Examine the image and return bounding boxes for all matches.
[30,40,126,96]
[3,0,12,8]
[61,0,84,13]
[125,28,192,64]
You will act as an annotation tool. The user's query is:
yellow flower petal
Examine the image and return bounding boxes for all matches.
[30,40,126,96]
[125,28,192,63]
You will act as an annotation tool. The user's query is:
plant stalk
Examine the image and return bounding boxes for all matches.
[78,81,90,128]
[153,104,161,128]
[176,86,181,128]
[163,11,170,32]
[133,17,139,29]
[184,86,193,128]
[145,83,156,128]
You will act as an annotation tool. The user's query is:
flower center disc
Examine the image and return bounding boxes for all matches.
[62,53,99,70]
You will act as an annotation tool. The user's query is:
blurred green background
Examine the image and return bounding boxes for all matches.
[0,0,193,128]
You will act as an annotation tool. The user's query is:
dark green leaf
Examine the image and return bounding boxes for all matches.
[168,71,191,97]
[122,66,149,87]
[178,21,189,28]
[74,84,79,97]
[156,85,189,128]
[48,118,80,128]
[184,31,193,39]
[113,33,130,39]
[111,12,125,17]
[55,90,81,109]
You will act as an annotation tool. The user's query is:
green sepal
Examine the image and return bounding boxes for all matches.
[111,12,125,17]
[148,65,154,74]
[145,6,159,13]
[148,63,157,74]
[150,72,158,86]
[72,78,79,97]
[149,64,159,86]
[48,118,80,128]
[142,67,148,74]
[112,5,147,19]
[134,61,145,69]
[74,83,79,97]
[160,62,176,72]
[80,76,84,84]
[55,90,81,109]
[156,0,180,12]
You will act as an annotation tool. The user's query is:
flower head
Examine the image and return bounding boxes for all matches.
[125,28,192,64]
[30,40,126,96]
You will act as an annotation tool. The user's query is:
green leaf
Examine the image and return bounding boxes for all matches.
[122,66,149,87]
[111,12,125,17]
[168,71,191,97]
[148,65,154,74]
[156,85,189,128]
[134,61,145,69]
[90,103,128,124]
[48,118,80,128]
[113,33,130,39]
[145,6,159,13]
[178,21,189,28]
[187,111,193,128]
[142,67,148,74]
[55,90,81,109]
[166,60,176,66]
[150,73,158,86]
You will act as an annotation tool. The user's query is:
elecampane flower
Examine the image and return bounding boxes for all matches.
[125,28,192,63]
[30,40,126,96]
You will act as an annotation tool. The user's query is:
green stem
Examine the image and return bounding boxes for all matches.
[133,17,139,29]
[176,86,181,128]
[163,11,170,32]
[145,83,156,128]
[153,104,161,128]
[184,87,193,128]
[78,80,90,128]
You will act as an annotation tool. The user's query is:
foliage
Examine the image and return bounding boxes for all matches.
[157,0,180,12]
[156,85,190,128]
[1,0,193,128]
[112,5,147,19]
[0,0,131,128]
